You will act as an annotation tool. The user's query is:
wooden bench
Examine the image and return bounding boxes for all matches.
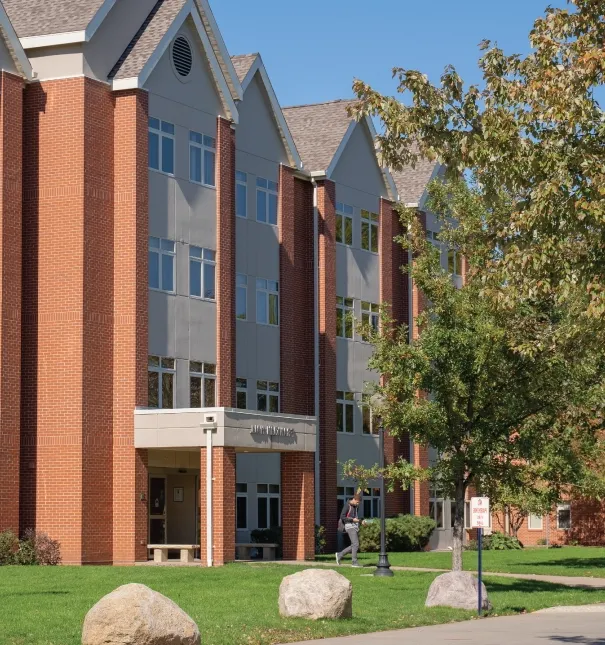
[236,543,278,561]
[148,544,199,563]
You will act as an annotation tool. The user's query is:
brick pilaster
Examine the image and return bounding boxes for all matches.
[282,451,315,561]
[112,89,149,564]
[0,71,23,535]
[216,117,236,407]
[317,180,337,548]
[279,168,314,416]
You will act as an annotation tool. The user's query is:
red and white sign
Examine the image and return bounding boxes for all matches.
[470,497,490,528]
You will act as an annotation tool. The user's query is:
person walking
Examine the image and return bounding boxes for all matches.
[336,495,366,567]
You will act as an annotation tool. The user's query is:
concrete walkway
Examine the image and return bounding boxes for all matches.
[283,609,605,645]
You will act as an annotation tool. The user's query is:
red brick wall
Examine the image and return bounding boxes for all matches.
[216,117,236,407]
[0,72,23,535]
[316,179,337,548]
[112,89,149,564]
[279,168,314,416]
[282,451,315,560]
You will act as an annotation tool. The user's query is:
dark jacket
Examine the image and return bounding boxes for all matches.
[340,502,359,526]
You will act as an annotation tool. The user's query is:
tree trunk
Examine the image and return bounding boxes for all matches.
[452,480,465,572]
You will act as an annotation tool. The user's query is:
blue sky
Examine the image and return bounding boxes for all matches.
[213,0,567,108]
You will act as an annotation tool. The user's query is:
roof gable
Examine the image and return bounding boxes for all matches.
[391,154,441,207]
[0,1,31,78]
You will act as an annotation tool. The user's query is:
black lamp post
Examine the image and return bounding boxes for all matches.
[374,416,394,577]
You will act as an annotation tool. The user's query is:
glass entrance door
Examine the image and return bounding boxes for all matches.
[149,476,167,544]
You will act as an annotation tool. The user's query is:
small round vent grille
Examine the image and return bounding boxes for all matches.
[172,36,193,78]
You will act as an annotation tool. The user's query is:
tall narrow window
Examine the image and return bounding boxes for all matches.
[236,483,248,529]
[257,381,279,413]
[336,296,354,339]
[557,503,571,530]
[528,514,543,530]
[361,301,379,340]
[189,361,216,407]
[236,378,248,409]
[148,356,175,409]
[256,279,279,325]
[256,177,278,225]
[362,488,381,519]
[236,274,247,320]
[149,237,175,292]
[335,202,353,246]
[189,131,216,187]
[189,246,216,300]
[257,484,280,529]
[448,249,463,276]
[148,117,174,174]
[361,209,379,253]
[236,171,247,218]
[336,391,355,433]
[429,486,444,529]
[361,393,378,435]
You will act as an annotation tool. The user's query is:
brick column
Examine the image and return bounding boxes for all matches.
[279,167,314,416]
[216,117,236,407]
[112,89,149,564]
[200,446,236,566]
[282,451,315,561]
[0,71,23,535]
[317,180,337,549]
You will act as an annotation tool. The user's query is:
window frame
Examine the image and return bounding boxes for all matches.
[149,237,176,293]
[336,296,354,339]
[148,117,175,175]
[189,246,216,301]
[236,171,248,218]
[189,130,216,188]
[361,393,378,435]
[256,278,279,326]
[336,390,355,433]
[148,355,175,409]
[335,202,353,247]
[236,483,248,530]
[361,209,379,253]
[362,487,381,519]
[236,377,248,410]
[361,301,379,340]
[528,513,544,530]
[236,274,247,320]
[256,483,281,529]
[556,503,571,530]
[448,248,463,276]
[256,380,279,413]
[256,177,279,226]
[189,360,216,408]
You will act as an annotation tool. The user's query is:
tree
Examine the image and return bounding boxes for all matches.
[350,0,605,321]
[343,197,605,572]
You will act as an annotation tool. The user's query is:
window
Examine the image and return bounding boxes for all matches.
[236,274,247,320]
[336,296,354,339]
[336,202,353,246]
[557,504,571,530]
[236,171,247,218]
[361,209,379,253]
[426,229,441,246]
[429,486,444,529]
[528,514,543,530]
[148,356,175,409]
[361,301,379,340]
[448,249,463,276]
[257,483,280,529]
[336,391,354,433]
[189,131,216,187]
[236,483,248,530]
[361,393,378,435]
[189,361,216,407]
[149,237,175,292]
[256,177,278,225]
[337,486,357,518]
[236,378,247,409]
[363,488,381,519]
[189,246,216,300]
[257,381,279,413]
[256,279,279,325]
[148,117,174,174]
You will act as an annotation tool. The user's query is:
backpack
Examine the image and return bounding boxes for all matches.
[337,503,353,533]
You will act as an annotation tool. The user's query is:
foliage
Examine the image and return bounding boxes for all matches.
[25,530,61,566]
[0,531,18,565]
[359,515,436,553]
[315,525,327,555]
[490,486,555,538]
[0,530,61,566]
[250,527,283,558]
[537,538,548,546]
[466,532,522,551]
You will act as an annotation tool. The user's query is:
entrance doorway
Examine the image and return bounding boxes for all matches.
[149,476,166,543]
[428,486,455,550]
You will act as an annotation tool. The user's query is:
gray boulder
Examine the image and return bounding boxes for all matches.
[82,583,201,645]
[279,569,352,619]
[425,571,491,611]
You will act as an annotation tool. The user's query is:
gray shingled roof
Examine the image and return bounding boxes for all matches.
[231,53,257,83]
[109,0,186,80]
[283,99,356,173]
[2,0,104,38]
[391,154,439,205]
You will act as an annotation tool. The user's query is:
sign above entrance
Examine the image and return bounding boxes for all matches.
[470,497,490,528]
[250,425,295,438]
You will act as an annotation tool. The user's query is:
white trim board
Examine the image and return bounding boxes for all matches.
[0,3,32,79]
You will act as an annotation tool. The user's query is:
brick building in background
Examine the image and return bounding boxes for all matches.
[0,0,589,564]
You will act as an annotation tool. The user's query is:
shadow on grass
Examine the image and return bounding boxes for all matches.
[546,638,605,644]
[3,590,70,597]
[485,578,605,594]
[518,558,605,572]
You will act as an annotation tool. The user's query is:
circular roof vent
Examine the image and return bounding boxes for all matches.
[172,36,193,78]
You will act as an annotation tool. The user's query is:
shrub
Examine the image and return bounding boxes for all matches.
[315,525,327,555]
[359,515,436,553]
[466,531,522,551]
[250,527,282,558]
[0,530,61,566]
[26,530,61,566]
[0,531,18,565]
[536,538,547,546]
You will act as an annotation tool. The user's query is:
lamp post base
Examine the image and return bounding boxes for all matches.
[374,552,394,577]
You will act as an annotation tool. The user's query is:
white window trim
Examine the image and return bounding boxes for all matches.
[189,131,216,188]
[335,202,353,247]
[336,296,354,340]
[236,484,248,530]
[256,483,281,529]
[336,391,355,433]
[189,361,216,407]
[361,301,379,341]
[256,278,279,326]
[256,380,280,413]
[236,171,248,219]
[448,248,463,277]
[149,237,176,294]
[362,488,382,519]
[528,513,544,530]
[361,393,379,436]
[361,209,379,254]
[236,378,248,409]
[148,117,175,176]
[148,356,175,409]
[189,246,216,302]
[556,503,571,530]
[256,177,279,226]
[236,273,247,321]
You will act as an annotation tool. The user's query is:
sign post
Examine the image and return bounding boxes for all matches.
[470,497,490,616]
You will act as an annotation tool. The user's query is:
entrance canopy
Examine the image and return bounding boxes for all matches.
[135,407,316,453]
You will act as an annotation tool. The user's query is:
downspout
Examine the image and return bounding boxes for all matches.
[202,422,217,567]
[408,246,415,515]
[312,178,320,525]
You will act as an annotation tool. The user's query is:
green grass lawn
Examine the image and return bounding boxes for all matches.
[318,546,605,578]
[2,564,605,645]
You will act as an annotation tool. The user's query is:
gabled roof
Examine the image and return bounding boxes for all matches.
[391,154,441,207]
[109,0,238,123]
[231,53,302,170]
[3,0,115,47]
[0,0,32,78]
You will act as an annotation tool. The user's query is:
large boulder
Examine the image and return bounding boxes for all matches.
[279,569,352,620]
[82,583,201,645]
[425,571,491,612]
